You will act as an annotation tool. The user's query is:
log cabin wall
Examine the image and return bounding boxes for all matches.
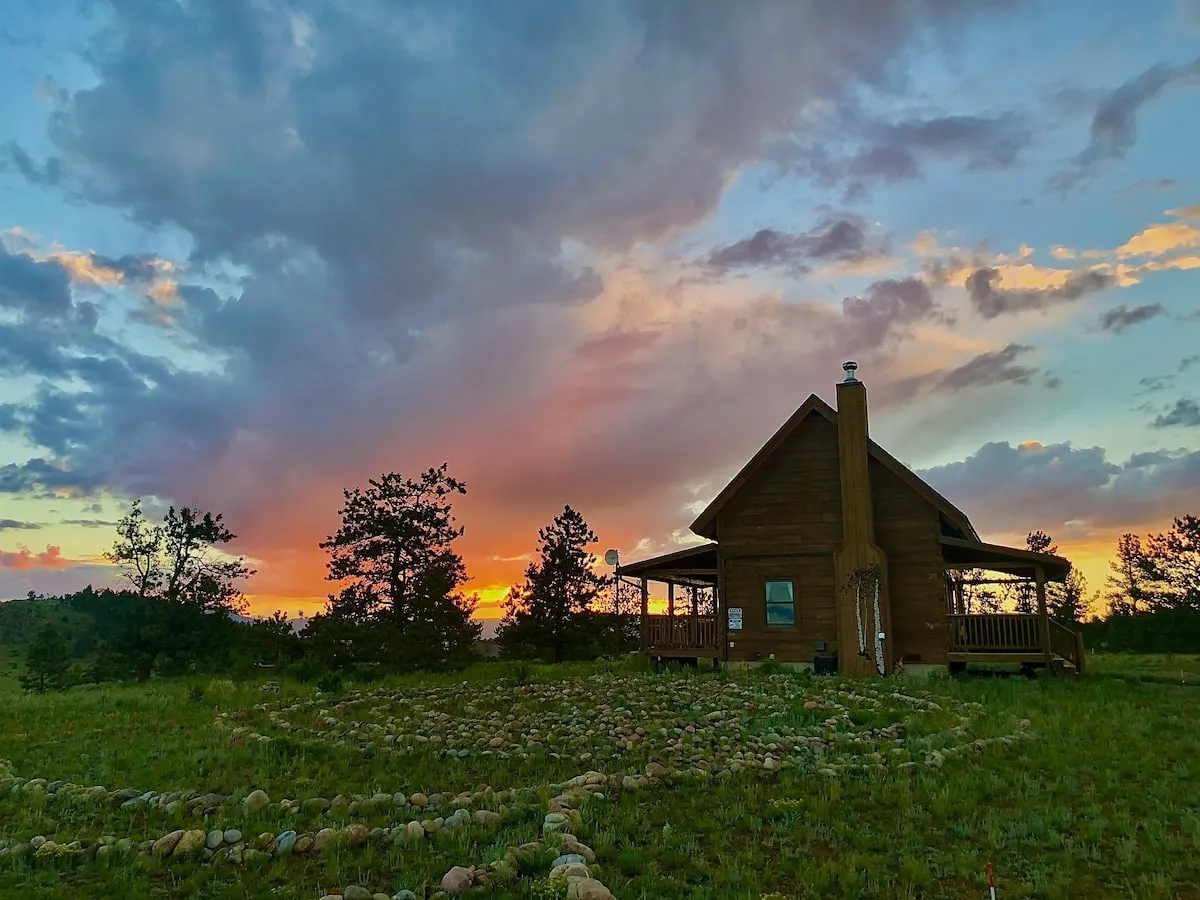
[867,456,950,665]
[715,413,843,663]
[711,407,950,666]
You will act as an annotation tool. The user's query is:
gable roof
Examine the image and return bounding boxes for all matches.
[689,393,980,541]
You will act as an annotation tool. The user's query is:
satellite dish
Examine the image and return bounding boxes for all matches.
[603,549,619,567]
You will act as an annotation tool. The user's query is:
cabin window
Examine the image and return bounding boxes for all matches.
[764,579,795,627]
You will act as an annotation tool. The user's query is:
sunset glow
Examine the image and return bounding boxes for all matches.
[1,1,1198,625]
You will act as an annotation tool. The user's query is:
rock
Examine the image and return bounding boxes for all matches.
[275,830,297,854]
[403,821,425,842]
[472,809,502,827]
[30,836,47,849]
[551,863,592,879]
[409,792,429,808]
[223,829,243,845]
[553,853,587,867]
[343,824,370,846]
[566,877,616,900]
[645,761,668,778]
[302,796,331,813]
[394,892,418,900]
[294,834,314,854]
[173,830,208,856]
[441,866,474,894]
[205,830,224,850]
[343,887,372,900]
[242,789,270,814]
[152,830,185,857]
[331,794,352,814]
[560,840,596,862]
[313,827,338,853]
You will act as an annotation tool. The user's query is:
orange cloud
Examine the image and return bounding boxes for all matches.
[0,545,76,570]
[1116,221,1200,258]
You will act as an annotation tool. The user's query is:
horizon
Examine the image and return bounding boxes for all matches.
[2,1,1199,618]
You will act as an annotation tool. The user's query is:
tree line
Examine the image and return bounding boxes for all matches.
[13,464,637,691]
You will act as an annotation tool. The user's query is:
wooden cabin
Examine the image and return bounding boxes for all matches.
[617,362,1085,676]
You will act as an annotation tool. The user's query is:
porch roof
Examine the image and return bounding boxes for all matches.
[940,536,1072,582]
[615,543,719,587]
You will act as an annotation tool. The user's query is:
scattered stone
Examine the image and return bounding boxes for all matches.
[566,877,616,900]
[441,865,474,894]
[343,887,372,900]
[275,830,297,854]
[343,824,370,846]
[242,789,270,814]
[223,829,243,845]
[313,828,338,853]
[205,830,224,850]
[173,830,208,857]
[152,830,185,857]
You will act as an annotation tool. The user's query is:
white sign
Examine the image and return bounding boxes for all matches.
[727,607,743,631]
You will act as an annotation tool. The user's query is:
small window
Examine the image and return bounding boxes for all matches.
[764,579,795,627]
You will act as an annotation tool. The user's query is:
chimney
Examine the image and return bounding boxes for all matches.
[833,361,889,675]
[835,361,874,545]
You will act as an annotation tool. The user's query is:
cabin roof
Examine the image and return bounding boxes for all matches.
[688,393,980,541]
[615,543,718,587]
[940,536,1072,582]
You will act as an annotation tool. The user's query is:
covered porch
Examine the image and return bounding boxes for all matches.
[941,537,1085,675]
[616,543,721,659]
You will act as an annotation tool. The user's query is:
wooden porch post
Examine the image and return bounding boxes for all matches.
[640,577,650,653]
[668,582,675,618]
[1035,565,1053,672]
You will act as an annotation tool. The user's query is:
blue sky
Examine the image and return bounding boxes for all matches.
[1,0,1198,614]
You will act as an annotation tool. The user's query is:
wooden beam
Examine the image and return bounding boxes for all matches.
[640,577,650,652]
[668,582,675,618]
[1035,565,1052,672]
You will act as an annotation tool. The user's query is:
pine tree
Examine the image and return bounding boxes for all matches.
[20,624,70,694]
[497,506,604,663]
[1048,567,1091,623]
[1140,515,1200,611]
[1105,532,1150,615]
[319,465,481,668]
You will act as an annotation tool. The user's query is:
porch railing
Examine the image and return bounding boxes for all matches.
[948,613,1085,672]
[644,614,719,652]
[947,613,1041,652]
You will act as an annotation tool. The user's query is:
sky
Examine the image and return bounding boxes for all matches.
[1,0,1199,621]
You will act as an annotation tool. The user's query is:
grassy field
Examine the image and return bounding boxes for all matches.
[1,657,1198,899]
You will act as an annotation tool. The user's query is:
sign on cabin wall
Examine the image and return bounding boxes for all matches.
[728,607,743,630]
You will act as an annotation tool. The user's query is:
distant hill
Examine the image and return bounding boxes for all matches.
[0,596,95,654]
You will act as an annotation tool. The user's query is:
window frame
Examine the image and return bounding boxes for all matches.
[763,577,797,629]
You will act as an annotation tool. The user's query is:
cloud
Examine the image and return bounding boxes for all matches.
[919,439,1200,537]
[1167,204,1200,220]
[61,518,118,528]
[885,343,1039,399]
[1097,302,1166,333]
[1115,178,1184,196]
[1152,398,1200,429]
[0,245,74,319]
[1117,221,1200,257]
[965,266,1115,318]
[1053,56,1200,192]
[0,519,42,531]
[839,277,939,349]
[0,0,1050,606]
[777,111,1033,197]
[703,216,886,275]
[0,544,76,570]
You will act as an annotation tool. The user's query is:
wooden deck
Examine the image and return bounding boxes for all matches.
[947,613,1085,673]
[642,611,1085,673]
[643,614,720,657]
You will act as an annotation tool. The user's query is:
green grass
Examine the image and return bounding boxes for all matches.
[0,656,1198,898]
[1085,652,1200,685]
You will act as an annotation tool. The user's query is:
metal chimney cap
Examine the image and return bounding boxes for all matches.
[842,361,859,383]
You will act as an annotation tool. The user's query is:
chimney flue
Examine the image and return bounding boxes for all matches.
[842,361,858,383]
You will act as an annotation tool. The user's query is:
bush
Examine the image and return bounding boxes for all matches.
[316,672,344,694]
